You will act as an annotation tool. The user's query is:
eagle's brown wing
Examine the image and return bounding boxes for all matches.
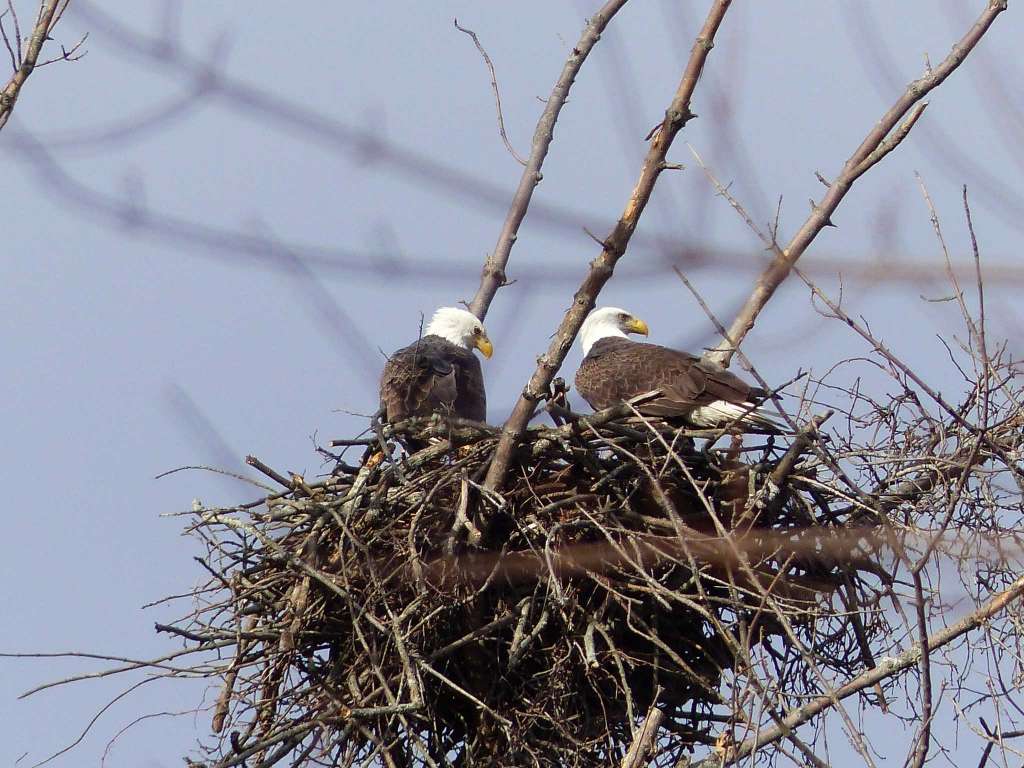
[575,338,764,417]
[449,346,487,421]
[379,336,488,423]
[379,337,460,422]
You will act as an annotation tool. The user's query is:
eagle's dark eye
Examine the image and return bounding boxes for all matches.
[618,312,629,321]
[473,327,482,335]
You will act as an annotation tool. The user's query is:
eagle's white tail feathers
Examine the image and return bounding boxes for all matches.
[689,400,782,431]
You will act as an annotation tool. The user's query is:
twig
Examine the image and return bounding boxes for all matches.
[454,19,526,165]
[907,570,933,768]
[415,658,512,727]
[8,644,234,699]
[1,6,18,72]
[963,185,992,432]
[245,455,294,491]
[483,0,735,491]
[768,410,833,486]
[154,464,274,493]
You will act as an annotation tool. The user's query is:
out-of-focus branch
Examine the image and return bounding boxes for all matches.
[0,0,61,131]
[691,572,1024,768]
[70,0,596,231]
[706,0,1007,367]
[483,0,734,491]
[13,6,1024,295]
[16,124,1024,289]
[467,0,629,321]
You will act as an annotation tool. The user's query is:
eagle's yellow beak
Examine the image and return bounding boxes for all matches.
[626,316,649,336]
[476,333,494,359]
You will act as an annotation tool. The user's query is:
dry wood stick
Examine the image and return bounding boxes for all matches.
[705,0,1008,368]
[245,454,293,491]
[690,571,1024,768]
[621,690,666,768]
[454,20,526,166]
[484,0,734,491]
[468,0,630,321]
[0,0,60,130]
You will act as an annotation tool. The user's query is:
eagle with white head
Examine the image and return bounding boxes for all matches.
[379,307,491,423]
[574,307,781,432]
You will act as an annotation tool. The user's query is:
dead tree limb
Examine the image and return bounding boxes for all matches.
[705,0,1007,367]
[0,0,62,131]
[690,572,1024,768]
[468,0,630,321]
[483,0,734,491]
[621,693,665,768]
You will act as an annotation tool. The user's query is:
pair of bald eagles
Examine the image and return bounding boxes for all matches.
[379,306,781,432]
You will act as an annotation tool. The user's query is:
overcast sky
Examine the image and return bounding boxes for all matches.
[2,1,1022,765]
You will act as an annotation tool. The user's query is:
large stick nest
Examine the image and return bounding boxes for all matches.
[179,405,884,768]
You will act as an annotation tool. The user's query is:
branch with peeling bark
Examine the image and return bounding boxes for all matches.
[621,692,665,768]
[0,0,72,131]
[705,0,1007,368]
[483,0,735,491]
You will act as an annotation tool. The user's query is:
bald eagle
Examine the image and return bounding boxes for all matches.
[379,307,492,423]
[574,307,781,432]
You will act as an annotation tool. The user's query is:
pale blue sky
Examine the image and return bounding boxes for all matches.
[2,1,1021,764]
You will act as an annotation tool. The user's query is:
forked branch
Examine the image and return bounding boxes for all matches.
[705,0,1007,367]
[692,572,1024,768]
[468,0,631,321]
[484,0,735,490]
[0,0,64,130]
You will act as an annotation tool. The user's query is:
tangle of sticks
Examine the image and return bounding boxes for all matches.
[125,337,1024,768]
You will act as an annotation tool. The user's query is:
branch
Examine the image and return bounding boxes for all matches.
[467,0,630,321]
[692,572,1024,768]
[0,0,60,131]
[12,120,1024,288]
[705,0,1007,367]
[621,692,665,768]
[453,19,526,166]
[483,0,734,491]
[907,570,934,768]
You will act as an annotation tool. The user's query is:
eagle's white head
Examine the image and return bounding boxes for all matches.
[425,307,493,358]
[579,306,650,356]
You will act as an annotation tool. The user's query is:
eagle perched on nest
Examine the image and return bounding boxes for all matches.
[575,306,781,431]
[379,307,492,423]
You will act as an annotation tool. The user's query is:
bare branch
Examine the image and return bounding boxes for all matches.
[467,0,630,321]
[14,124,1024,289]
[706,0,1007,367]
[621,693,665,768]
[693,573,1024,768]
[0,0,61,131]
[483,0,735,491]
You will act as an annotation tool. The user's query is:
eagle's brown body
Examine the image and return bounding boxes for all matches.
[575,337,776,430]
[379,335,487,423]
